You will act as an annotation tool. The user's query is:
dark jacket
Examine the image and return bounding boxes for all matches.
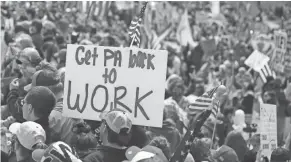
[147,119,181,154]
[83,145,127,162]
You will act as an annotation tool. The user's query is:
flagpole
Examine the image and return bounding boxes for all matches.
[130,38,135,47]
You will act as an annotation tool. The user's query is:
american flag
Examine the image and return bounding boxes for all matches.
[170,87,219,162]
[187,87,219,119]
[258,63,276,83]
[128,16,142,47]
[128,2,148,47]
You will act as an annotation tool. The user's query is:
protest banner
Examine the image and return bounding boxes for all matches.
[260,104,277,160]
[63,45,168,127]
[271,31,287,73]
[244,50,270,72]
[200,39,216,56]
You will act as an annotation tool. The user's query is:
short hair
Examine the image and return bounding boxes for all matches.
[26,8,36,19]
[26,86,56,118]
[223,107,235,117]
[105,121,132,147]
[149,136,171,160]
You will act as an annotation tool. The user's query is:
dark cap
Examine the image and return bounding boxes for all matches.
[24,70,60,92]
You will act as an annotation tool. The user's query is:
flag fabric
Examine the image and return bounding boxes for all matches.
[128,16,142,47]
[170,87,219,162]
[187,86,219,118]
[128,2,148,47]
[258,63,276,83]
[176,9,196,47]
[86,1,111,19]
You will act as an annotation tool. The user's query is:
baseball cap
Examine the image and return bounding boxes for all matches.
[101,109,132,134]
[125,145,168,162]
[16,47,42,66]
[24,69,60,92]
[9,121,46,150]
[212,145,239,162]
[33,141,82,162]
[270,147,291,162]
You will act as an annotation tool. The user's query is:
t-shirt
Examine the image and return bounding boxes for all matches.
[83,145,127,162]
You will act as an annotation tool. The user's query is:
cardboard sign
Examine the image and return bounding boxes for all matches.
[63,45,168,127]
[260,104,277,160]
[245,50,270,71]
[200,39,216,56]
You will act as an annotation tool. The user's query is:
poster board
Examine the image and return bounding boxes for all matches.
[244,50,270,71]
[260,104,277,160]
[63,45,168,127]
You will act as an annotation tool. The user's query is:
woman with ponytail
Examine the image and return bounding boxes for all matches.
[70,122,98,160]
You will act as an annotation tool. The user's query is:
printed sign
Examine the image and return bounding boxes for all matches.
[271,31,288,73]
[260,104,277,160]
[244,50,270,71]
[63,45,168,127]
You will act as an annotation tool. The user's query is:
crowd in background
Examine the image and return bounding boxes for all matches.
[1,1,291,162]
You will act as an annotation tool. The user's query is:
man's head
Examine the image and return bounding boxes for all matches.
[16,48,42,80]
[100,109,132,147]
[22,86,56,121]
[30,19,42,34]
[26,8,36,20]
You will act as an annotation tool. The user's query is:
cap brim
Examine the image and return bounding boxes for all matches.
[24,84,32,92]
[9,122,21,134]
[131,151,155,162]
[125,146,142,161]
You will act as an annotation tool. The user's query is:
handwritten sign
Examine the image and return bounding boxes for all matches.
[260,104,277,160]
[63,45,168,127]
[244,50,270,71]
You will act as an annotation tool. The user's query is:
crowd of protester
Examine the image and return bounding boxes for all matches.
[1,1,291,162]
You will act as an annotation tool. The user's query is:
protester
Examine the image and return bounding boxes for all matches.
[146,105,181,154]
[83,109,133,162]
[21,86,56,144]
[243,134,260,162]
[71,122,98,160]
[9,121,48,162]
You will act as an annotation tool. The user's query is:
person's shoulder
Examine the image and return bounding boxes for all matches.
[83,148,104,162]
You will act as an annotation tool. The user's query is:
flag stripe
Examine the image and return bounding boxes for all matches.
[258,63,276,83]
